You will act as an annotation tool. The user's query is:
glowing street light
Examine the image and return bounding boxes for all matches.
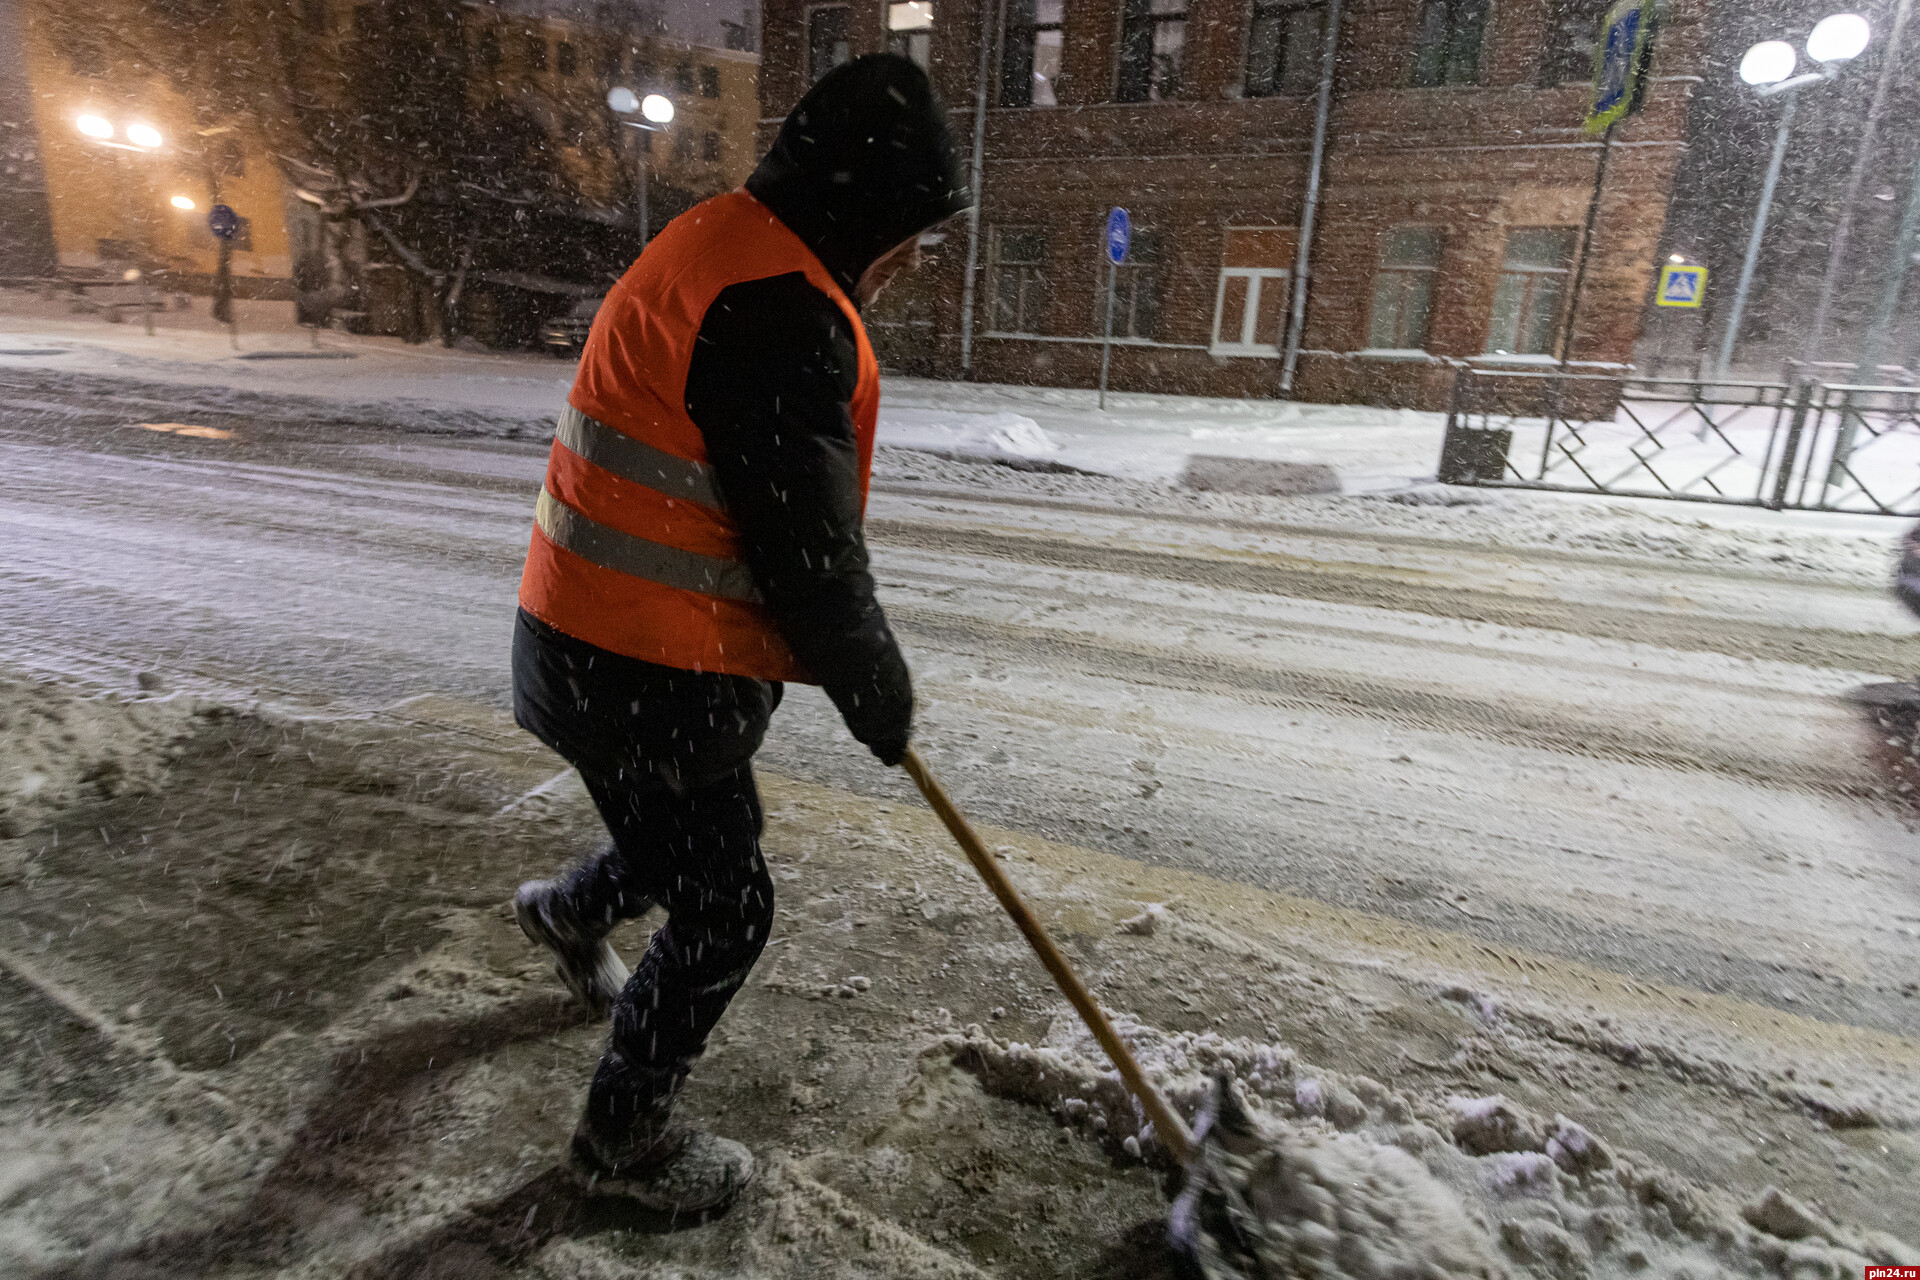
[1720,16,1873,376]
[1739,41,1796,86]
[76,114,113,139]
[170,194,197,210]
[606,87,675,244]
[125,122,163,148]
[1807,13,1870,64]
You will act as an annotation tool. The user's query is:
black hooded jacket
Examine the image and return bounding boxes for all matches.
[680,56,969,763]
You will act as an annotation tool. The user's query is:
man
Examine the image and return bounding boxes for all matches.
[509,54,969,1213]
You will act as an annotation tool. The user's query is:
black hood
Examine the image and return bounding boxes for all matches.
[746,54,972,295]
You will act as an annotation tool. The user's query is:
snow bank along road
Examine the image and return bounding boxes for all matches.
[3,375,1919,1208]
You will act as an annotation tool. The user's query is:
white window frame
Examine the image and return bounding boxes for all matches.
[1210,267,1289,357]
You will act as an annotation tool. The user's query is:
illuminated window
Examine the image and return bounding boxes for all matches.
[888,2,933,68]
[1001,0,1063,106]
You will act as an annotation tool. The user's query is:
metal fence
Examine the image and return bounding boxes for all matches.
[1438,368,1920,515]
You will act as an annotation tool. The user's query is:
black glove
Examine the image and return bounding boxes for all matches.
[832,646,912,767]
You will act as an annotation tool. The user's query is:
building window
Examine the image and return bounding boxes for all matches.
[1366,227,1442,350]
[1210,227,1295,356]
[674,130,697,162]
[1410,0,1486,87]
[524,33,549,71]
[1246,0,1324,97]
[1117,0,1186,102]
[301,0,328,34]
[557,40,577,76]
[1211,270,1288,354]
[1539,0,1607,86]
[888,1,934,69]
[674,61,695,93]
[1104,230,1161,339]
[808,6,852,83]
[1001,0,1063,106]
[216,136,247,178]
[702,131,722,161]
[479,27,501,67]
[1487,227,1576,355]
[700,64,722,96]
[991,228,1049,333]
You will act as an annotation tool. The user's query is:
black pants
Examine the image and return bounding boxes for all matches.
[512,610,779,1157]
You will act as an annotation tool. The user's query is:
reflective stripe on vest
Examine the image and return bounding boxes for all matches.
[555,406,725,511]
[517,188,879,682]
[533,488,760,602]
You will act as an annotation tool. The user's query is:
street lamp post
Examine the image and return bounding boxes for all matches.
[608,87,674,247]
[1717,18,1870,380]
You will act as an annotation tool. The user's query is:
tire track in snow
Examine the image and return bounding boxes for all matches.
[866,520,1920,677]
[884,605,1877,798]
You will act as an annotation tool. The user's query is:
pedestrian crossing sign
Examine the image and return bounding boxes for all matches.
[1656,263,1706,308]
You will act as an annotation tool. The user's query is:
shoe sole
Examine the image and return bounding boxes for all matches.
[569,1151,758,1214]
[514,888,629,1018]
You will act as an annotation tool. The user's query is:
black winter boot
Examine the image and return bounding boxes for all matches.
[567,1118,756,1213]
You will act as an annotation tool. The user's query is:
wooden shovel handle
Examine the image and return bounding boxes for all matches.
[900,746,1195,1164]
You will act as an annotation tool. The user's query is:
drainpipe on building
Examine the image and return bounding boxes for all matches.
[1278,0,1342,395]
[958,0,1003,375]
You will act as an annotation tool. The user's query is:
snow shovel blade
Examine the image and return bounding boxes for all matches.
[1167,1073,1271,1280]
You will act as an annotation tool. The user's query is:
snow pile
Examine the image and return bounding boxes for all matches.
[935,1015,1918,1280]
[879,407,1064,465]
[1186,1111,1506,1280]
[0,677,209,837]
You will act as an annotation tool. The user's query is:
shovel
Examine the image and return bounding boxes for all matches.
[900,746,1195,1163]
[903,748,1286,1277]
[903,746,1483,1279]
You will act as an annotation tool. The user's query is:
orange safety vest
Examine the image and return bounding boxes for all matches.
[517,189,880,683]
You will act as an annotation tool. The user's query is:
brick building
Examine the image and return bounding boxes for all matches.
[758,0,1704,408]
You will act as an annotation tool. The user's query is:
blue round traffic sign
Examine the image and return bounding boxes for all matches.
[1105,207,1130,265]
[207,204,240,241]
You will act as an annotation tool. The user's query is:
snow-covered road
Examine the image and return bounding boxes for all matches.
[4,370,1917,1057]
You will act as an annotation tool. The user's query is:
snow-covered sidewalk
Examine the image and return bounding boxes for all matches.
[0,289,1446,489]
